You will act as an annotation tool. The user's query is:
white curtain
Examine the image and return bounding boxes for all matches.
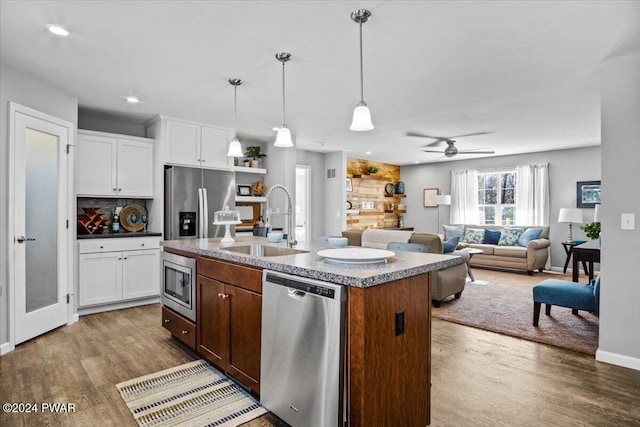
[515,163,549,226]
[450,169,480,224]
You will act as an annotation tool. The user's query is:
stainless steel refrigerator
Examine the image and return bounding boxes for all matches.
[164,166,236,240]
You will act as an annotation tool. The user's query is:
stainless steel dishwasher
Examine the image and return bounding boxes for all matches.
[260,270,346,427]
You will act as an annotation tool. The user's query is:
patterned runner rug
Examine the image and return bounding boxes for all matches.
[116,360,267,427]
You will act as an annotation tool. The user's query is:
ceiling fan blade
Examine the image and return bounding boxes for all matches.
[420,149,445,154]
[449,131,492,139]
[406,132,450,145]
[457,149,495,155]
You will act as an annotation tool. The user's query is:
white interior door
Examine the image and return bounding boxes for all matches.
[295,165,310,242]
[11,104,72,345]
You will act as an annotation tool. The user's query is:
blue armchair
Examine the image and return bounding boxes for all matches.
[532,276,600,326]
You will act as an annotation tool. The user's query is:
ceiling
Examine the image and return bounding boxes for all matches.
[2,1,639,165]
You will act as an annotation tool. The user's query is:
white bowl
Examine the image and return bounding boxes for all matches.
[327,237,348,248]
[267,232,283,243]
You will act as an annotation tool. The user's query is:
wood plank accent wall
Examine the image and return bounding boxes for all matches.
[347,158,406,230]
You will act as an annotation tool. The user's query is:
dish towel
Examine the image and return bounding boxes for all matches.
[361,229,414,249]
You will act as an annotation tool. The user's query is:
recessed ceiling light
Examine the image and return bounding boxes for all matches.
[126,96,140,104]
[414,160,420,164]
[365,151,372,155]
[48,25,70,37]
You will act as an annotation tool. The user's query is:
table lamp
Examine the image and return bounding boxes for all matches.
[434,194,452,233]
[558,208,583,242]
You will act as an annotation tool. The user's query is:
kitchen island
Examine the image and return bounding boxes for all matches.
[162,236,463,426]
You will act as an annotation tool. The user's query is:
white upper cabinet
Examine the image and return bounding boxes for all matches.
[146,116,232,170]
[76,130,154,198]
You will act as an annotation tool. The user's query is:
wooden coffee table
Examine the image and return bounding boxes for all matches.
[464,248,483,282]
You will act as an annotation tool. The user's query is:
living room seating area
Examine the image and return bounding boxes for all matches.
[443,224,550,275]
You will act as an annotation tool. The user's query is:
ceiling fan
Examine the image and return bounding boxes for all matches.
[406,131,495,158]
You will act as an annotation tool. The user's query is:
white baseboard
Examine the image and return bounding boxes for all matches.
[77,297,160,316]
[596,349,640,371]
[0,342,15,355]
[70,313,79,324]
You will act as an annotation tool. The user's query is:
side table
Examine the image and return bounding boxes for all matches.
[561,240,588,275]
[464,248,483,282]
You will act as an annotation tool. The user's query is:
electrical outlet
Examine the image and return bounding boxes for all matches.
[621,213,635,230]
[395,310,405,336]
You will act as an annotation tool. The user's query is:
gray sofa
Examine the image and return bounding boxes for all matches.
[447,224,550,275]
[341,229,469,306]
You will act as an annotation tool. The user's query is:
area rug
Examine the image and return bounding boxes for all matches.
[432,269,599,355]
[116,360,267,427]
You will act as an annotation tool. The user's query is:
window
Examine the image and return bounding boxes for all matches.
[477,171,517,225]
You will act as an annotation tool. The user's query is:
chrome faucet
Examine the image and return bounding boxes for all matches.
[265,184,297,247]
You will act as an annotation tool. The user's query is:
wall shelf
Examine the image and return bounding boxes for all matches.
[236,196,266,202]
[233,166,267,174]
[346,209,360,214]
[384,194,406,198]
[384,209,407,214]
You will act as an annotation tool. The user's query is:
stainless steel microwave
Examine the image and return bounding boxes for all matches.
[161,251,196,321]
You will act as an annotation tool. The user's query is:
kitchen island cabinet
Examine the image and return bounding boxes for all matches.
[162,237,463,426]
[197,257,262,396]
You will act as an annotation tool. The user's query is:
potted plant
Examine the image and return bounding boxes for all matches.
[581,221,601,240]
[244,146,266,168]
[367,165,379,174]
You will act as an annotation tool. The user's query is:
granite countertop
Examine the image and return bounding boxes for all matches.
[78,231,163,239]
[161,236,463,288]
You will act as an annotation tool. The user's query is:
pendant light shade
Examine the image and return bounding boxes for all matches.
[227,78,244,157]
[274,52,294,148]
[350,9,374,132]
[350,102,374,131]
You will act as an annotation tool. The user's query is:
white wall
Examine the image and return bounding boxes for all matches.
[324,151,347,236]
[597,51,640,370]
[401,146,601,269]
[296,149,326,242]
[78,109,146,137]
[0,61,78,347]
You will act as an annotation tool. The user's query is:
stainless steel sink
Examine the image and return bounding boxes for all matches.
[222,244,308,257]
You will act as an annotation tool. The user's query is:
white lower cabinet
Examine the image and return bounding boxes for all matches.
[78,237,160,308]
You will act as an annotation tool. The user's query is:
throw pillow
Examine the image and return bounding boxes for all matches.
[463,228,484,244]
[443,237,460,253]
[498,227,525,246]
[443,224,464,241]
[518,228,543,247]
[483,229,501,245]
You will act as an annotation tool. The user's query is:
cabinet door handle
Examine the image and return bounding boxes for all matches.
[141,243,145,247]
[124,257,128,260]
[99,246,104,249]
[113,188,117,192]
[218,292,229,299]
[118,257,122,260]
[164,318,170,323]
[181,330,188,334]
[118,188,122,192]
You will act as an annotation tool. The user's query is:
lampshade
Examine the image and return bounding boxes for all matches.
[350,103,374,131]
[558,208,583,224]
[274,126,293,148]
[593,204,601,222]
[227,137,243,157]
[433,194,451,206]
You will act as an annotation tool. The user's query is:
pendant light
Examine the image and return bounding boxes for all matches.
[274,52,294,148]
[227,78,244,157]
[350,9,374,131]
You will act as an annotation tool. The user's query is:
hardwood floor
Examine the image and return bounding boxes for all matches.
[1,303,639,426]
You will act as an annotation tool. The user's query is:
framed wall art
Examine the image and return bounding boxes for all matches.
[237,184,252,196]
[346,178,353,192]
[576,181,601,208]
[424,188,439,208]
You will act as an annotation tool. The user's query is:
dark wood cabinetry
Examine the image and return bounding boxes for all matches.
[197,257,262,396]
[161,306,196,349]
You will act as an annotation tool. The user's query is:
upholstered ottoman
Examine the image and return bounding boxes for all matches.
[532,278,600,326]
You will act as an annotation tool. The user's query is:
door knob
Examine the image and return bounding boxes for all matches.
[17,236,36,243]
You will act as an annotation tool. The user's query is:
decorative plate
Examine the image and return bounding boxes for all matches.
[346,200,353,210]
[317,248,395,265]
[385,183,395,196]
[120,204,147,232]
